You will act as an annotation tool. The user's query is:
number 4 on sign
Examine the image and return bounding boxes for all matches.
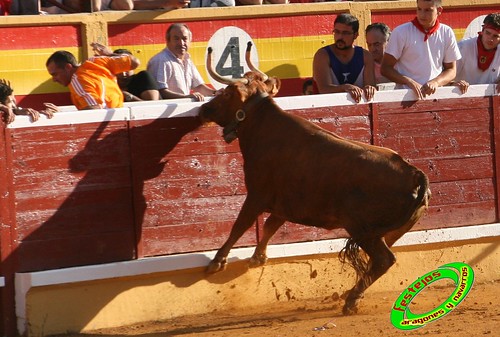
[206,26,259,89]
[216,37,244,79]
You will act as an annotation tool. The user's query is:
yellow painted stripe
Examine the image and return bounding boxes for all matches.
[4,28,467,95]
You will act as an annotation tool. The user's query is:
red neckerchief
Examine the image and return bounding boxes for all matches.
[477,32,497,71]
[411,17,440,42]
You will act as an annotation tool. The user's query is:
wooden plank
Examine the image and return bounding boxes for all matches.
[492,95,500,220]
[143,195,246,227]
[410,155,493,183]
[376,108,492,159]
[415,200,497,231]
[9,121,136,271]
[14,231,136,272]
[376,97,490,114]
[141,220,257,257]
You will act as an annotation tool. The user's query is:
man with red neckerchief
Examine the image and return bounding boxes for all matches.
[453,13,500,94]
[381,0,461,100]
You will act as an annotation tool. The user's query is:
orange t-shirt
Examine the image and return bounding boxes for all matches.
[69,55,132,110]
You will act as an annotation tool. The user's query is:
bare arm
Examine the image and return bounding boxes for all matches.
[132,0,189,9]
[0,104,15,124]
[421,61,457,96]
[313,47,365,102]
[362,50,376,101]
[91,42,140,71]
[381,53,425,100]
[160,84,215,101]
[313,47,348,94]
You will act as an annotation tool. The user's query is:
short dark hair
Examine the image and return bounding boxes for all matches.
[46,50,78,68]
[113,48,132,55]
[483,13,500,30]
[302,78,313,94]
[0,80,13,104]
[365,22,391,41]
[334,13,360,34]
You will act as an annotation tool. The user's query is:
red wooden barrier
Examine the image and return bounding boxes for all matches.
[1,87,499,335]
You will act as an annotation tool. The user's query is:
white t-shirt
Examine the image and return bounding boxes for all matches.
[147,48,204,95]
[456,37,500,85]
[385,22,461,88]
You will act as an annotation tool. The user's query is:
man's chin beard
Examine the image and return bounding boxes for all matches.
[335,43,351,51]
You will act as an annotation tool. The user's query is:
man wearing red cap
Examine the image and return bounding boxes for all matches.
[381,0,461,100]
[453,13,500,94]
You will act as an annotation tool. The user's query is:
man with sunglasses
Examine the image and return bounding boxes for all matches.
[313,13,376,103]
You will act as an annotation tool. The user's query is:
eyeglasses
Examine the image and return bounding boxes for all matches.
[333,30,355,36]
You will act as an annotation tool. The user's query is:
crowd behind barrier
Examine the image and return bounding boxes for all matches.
[0,0,355,14]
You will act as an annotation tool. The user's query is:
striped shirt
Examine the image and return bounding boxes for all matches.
[69,55,132,110]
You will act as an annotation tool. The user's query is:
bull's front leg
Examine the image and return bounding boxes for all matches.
[249,214,286,267]
[206,197,262,274]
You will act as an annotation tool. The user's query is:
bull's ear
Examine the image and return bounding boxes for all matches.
[270,78,281,96]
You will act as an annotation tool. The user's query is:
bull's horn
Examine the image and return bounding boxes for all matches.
[245,42,268,82]
[206,47,248,85]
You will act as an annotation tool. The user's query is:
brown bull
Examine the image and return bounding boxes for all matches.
[199,49,431,315]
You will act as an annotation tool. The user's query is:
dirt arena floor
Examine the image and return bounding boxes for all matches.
[56,279,497,337]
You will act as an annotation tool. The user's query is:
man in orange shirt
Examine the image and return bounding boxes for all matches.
[46,42,140,110]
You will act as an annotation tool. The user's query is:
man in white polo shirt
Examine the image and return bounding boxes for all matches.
[381,0,461,100]
[147,23,216,101]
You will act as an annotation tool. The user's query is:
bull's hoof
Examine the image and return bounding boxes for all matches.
[342,302,359,315]
[206,258,227,274]
[342,291,362,315]
[249,253,268,268]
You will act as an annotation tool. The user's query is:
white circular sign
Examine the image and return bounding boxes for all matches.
[462,15,486,40]
[205,26,259,89]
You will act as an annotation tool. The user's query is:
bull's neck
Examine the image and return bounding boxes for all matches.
[222,92,269,144]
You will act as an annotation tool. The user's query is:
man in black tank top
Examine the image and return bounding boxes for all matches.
[313,13,376,103]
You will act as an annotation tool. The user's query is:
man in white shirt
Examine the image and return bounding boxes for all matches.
[147,23,215,101]
[453,13,500,94]
[381,0,461,100]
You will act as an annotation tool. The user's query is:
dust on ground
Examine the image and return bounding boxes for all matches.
[54,279,497,337]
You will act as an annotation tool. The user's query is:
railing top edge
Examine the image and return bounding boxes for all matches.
[4,84,497,129]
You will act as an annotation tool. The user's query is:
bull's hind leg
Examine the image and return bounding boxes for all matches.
[343,237,395,315]
[249,214,286,267]
[206,197,262,274]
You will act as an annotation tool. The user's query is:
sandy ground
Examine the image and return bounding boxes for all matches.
[55,279,498,337]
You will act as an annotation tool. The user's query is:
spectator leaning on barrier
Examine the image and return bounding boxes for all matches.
[114,48,161,102]
[365,22,391,84]
[452,13,500,94]
[235,0,288,5]
[0,79,57,124]
[46,42,140,110]
[41,0,189,13]
[312,13,376,103]
[381,0,461,100]
[147,23,216,101]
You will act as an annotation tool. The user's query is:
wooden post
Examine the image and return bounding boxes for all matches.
[0,122,19,337]
[491,95,500,221]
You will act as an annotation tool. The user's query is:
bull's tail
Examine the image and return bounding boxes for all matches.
[339,238,368,282]
[383,169,431,248]
[404,169,431,227]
